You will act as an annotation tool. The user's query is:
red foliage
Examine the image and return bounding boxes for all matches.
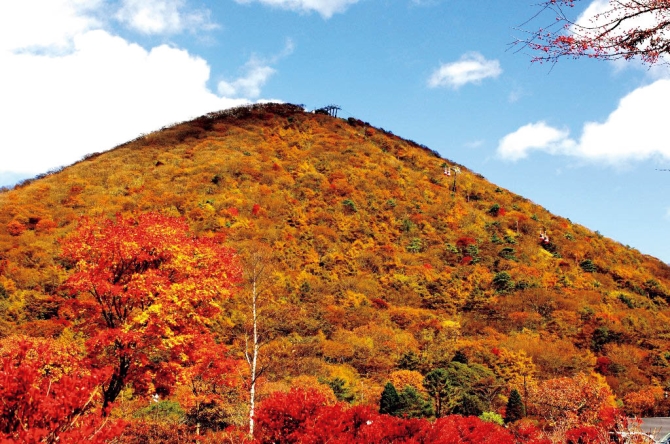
[253,389,516,444]
[254,388,333,443]
[521,0,670,65]
[456,237,477,249]
[595,356,612,375]
[59,212,241,407]
[251,203,262,216]
[0,338,125,443]
[372,298,389,309]
[509,420,552,444]
[6,220,25,236]
[460,256,473,265]
[416,415,515,444]
[565,425,601,444]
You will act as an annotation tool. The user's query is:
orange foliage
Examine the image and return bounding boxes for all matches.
[0,104,670,437]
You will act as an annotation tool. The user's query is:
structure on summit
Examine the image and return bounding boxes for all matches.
[315,105,341,117]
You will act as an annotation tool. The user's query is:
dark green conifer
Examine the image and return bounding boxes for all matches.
[379,382,400,415]
[505,389,525,423]
[397,386,433,418]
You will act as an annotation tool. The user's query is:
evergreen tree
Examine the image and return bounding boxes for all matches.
[379,382,401,415]
[505,389,525,423]
[423,368,450,417]
[397,386,433,419]
[454,395,484,417]
[397,351,421,371]
[327,377,355,403]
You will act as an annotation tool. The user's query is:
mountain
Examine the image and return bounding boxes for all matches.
[2,103,670,419]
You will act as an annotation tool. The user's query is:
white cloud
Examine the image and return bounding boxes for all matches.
[233,0,360,19]
[498,122,574,161]
[573,0,670,66]
[573,0,611,29]
[0,0,101,53]
[218,61,277,98]
[498,79,670,164]
[428,52,502,89]
[115,0,217,35]
[0,2,257,177]
[218,40,294,98]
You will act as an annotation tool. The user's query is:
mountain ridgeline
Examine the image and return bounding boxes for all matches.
[2,103,670,416]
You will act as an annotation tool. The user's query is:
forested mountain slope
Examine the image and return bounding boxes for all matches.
[2,103,670,426]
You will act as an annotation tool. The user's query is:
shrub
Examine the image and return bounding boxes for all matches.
[479,411,504,426]
[6,220,25,237]
[580,259,597,273]
[499,247,516,260]
[133,400,185,422]
[492,272,514,293]
[342,198,357,213]
[407,238,423,253]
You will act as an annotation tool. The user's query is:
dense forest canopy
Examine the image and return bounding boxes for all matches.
[2,103,670,442]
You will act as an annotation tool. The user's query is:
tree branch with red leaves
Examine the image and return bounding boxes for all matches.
[517,0,670,65]
[59,213,242,409]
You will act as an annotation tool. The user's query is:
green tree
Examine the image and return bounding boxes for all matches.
[505,389,525,423]
[580,259,597,273]
[480,411,504,426]
[379,382,401,415]
[397,386,433,418]
[455,395,484,416]
[492,271,514,294]
[327,377,355,403]
[397,351,421,371]
[423,368,450,417]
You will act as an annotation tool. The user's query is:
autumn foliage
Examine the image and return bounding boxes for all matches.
[0,337,125,443]
[0,104,669,441]
[59,213,241,407]
[520,0,670,65]
[253,388,518,444]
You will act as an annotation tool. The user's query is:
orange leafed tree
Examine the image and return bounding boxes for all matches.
[528,372,615,438]
[59,213,241,409]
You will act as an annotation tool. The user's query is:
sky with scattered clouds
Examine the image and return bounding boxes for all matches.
[1,0,669,263]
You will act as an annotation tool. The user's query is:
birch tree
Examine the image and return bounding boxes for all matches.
[241,244,273,438]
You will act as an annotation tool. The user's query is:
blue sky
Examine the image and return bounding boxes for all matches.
[1,0,669,263]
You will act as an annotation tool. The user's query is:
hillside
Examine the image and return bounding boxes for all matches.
[2,103,670,436]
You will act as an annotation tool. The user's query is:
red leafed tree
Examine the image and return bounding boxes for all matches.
[519,0,670,65]
[253,388,517,444]
[59,213,241,409]
[416,415,515,444]
[0,337,126,443]
[253,388,333,443]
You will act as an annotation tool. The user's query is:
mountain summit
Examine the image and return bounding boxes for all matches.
[2,103,670,420]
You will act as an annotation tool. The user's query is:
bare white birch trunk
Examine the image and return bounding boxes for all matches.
[248,277,258,437]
